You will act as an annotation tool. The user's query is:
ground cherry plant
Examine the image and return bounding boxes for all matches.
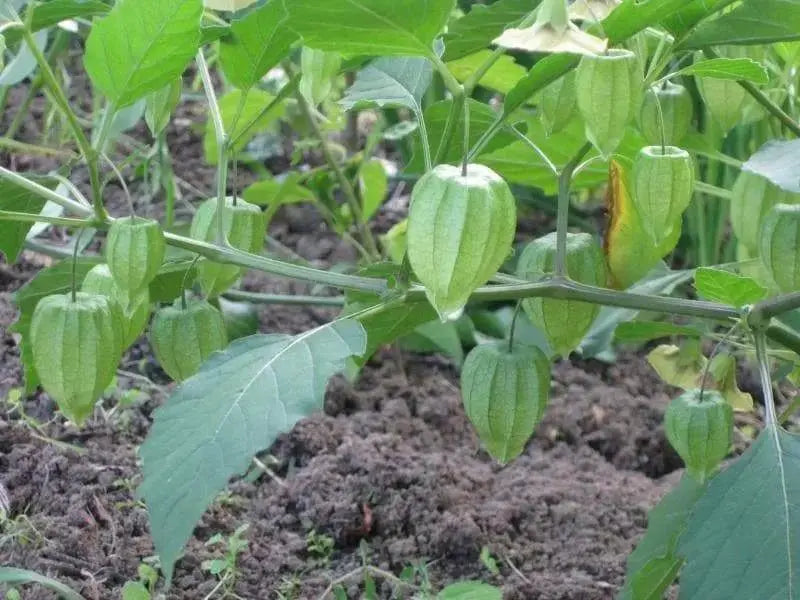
[2,0,800,597]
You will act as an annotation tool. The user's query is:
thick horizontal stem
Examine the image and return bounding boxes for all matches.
[0,210,95,227]
[223,289,346,307]
[749,292,800,327]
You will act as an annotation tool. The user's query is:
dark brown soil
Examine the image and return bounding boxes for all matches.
[0,75,682,600]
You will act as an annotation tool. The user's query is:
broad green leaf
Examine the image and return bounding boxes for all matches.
[84,0,202,108]
[446,50,526,94]
[340,56,432,136]
[148,260,197,304]
[0,30,46,87]
[673,57,769,84]
[694,267,767,307]
[663,0,733,37]
[299,48,341,107]
[0,178,49,263]
[407,99,518,173]
[219,0,297,90]
[200,24,229,45]
[443,0,535,61]
[4,0,109,44]
[138,320,366,581]
[581,267,692,359]
[243,173,315,207]
[602,0,691,43]
[358,160,387,221]
[678,426,800,599]
[204,89,286,163]
[619,475,706,600]
[438,581,502,600]
[145,80,182,137]
[10,258,101,392]
[614,321,703,343]
[503,53,580,116]
[283,0,454,57]
[121,581,150,600]
[681,0,800,48]
[743,139,800,194]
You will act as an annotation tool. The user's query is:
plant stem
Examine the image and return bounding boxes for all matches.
[508,300,522,352]
[702,48,800,138]
[765,322,800,357]
[0,137,75,158]
[694,180,732,200]
[509,126,559,177]
[21,25,105,221]
[196,49,229,245]
[222,290,346,307]
[0,210,95,227]
[92,101,116,153]
[0,166,92,215]
[755,331,777,427]
[433,90,465,165]
[555,142,592,276]
[749,292,800,327]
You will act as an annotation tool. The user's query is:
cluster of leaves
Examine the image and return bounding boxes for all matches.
[2,0,800,598]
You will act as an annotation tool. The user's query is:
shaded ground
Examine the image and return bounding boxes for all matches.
[0,73,683,599]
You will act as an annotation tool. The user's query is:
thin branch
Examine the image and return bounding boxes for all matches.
[555,142,592,276]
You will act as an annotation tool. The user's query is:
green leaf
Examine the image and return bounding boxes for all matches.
[358,160,387,221]
[84,0,202,108]
[242,173,315,208]
[0,568,86,600]
[681,0,800,47]
[284,0,454,57]
[340,56,432,116]
[614,321,703,343]
[673,57,769,84]
[121,581,151,600]
[437,581,502,600]
[407,98,518,173]
[446,50,526,94]
[663,0,734,37]
[742,139,800,194]
[400,320,465,366]
[144,79,182,137]
[678,426,800,599]
[219,0,298,90]
[0,178,48,263]
[694,267,767,307]
[148,260,197,304]
[204,88,286,163]
[138,320,366,581]
[619,475,706,600]
[602,0,691,43]
[10,257,101,392]
[200,24,230,46]
[4,0,108,44]
[443,0,535,61]
[503,53,580,117]
[299,48,342,107]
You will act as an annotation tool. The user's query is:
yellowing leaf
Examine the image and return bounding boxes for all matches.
[708,353,753,412]
[647,343,706,391]
[604,160,680,289]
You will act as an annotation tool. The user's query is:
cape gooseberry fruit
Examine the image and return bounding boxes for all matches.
[407,164,516,321]
[149,298,228,382]
[82,263,150,350]
[105,216,166,296]
[30,292,120,425]
[639,82,693,146]
[730,170,800,255]
[696,76,750,133]
[575,48,642,158]
[760,203,800,293]
[664,389,733,483]
[632,145,694,245]
[460,342,551,464]
[539,70,577,136]
[190,196,266,297]
[517,232,607,358]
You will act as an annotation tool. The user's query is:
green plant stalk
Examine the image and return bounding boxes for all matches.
[555,142,592,276]
[0,210,95,227]
[433,91,465,165]
[694,180,732,200]
[0,567,86,600]
[92,101,116,153]
[196,50,229,245]
[20,25,105,221]
[755,330,778,426]
[750,292,800,327]
[765,322,800,358]
[229,73,300,149]
[223,290,346,307]
[0,166,90,215]
[0,136,75,158]
[289,68,379,260]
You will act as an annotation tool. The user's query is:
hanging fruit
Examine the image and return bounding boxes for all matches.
[460,341,551,464]
[407,164,517,321]
[149,298,229,382]
[82,263,151,350]
[105,216,166,296]
[517,232,607,357]
[539,70,577,136]
[639,82,693,146]
[664,389,733,483]
[575,48,642,158]
[760,203,800,293]
[730,170,800,255]
[632,145,694,245]
[30,292,120,425]
[190,197,266,297]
